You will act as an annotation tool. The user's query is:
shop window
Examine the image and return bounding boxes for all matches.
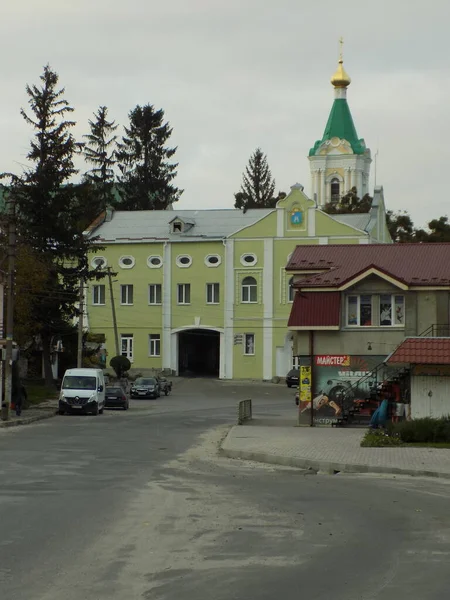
[346,294,405,327]
[244,333,255,355]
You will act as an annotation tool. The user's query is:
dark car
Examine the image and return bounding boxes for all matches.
[104,386,129,410]
[286,368,300,388]
[130,377,160,399]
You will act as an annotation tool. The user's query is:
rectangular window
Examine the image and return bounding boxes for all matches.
[120,284,134,305]
[177,283,191,305]
[148,284,162,305]
[288,277,295,303]
[121,334,133,361]
[92,285,105,305]
[244,333,255,356]
[347,294,405,327]
[206,283,220,304]
[149,334,161,357]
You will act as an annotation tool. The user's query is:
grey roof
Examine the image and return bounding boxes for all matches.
[331,212,372,232]
[90,209,274,242]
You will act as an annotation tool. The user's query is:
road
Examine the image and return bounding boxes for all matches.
[1,378,450,599]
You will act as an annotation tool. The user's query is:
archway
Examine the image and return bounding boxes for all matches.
[178,329,220,377]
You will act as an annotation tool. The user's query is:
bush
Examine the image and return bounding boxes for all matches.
[391,417,450,444]
[361,430,403,447]
[109,355,131,378]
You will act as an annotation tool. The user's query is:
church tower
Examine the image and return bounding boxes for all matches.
[309,42,371,207]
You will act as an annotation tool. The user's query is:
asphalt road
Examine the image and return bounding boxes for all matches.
[1,378,450,600]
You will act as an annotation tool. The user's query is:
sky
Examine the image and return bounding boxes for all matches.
[1,0,449,228]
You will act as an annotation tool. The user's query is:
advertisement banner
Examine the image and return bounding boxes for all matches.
[299,366,312,403]
[298,355,388,426]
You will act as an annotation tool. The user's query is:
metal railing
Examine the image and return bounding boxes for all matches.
[238,399,252,425]
[419,324,450,338]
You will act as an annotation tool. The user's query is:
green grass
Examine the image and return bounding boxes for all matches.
[24,380,59,406]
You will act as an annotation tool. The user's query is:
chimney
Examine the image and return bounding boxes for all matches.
[105,205,114,222]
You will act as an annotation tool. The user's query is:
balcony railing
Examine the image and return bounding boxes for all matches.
[420,324,450,337]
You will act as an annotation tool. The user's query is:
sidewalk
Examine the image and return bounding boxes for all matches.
[0,400,58,429]
[221,424,450,479]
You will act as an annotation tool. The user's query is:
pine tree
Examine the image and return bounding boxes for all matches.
[234,148,277,212]
[2,65,102,384]
[83,105,118,211]
[116,104,182,210]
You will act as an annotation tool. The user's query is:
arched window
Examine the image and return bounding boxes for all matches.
[330,178,340,203]
[241,276,257,303]
[288,277,295,302]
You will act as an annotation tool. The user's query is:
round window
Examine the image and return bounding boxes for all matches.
[119,256,135,269]
[91,256,106,269]
[205,254,221,267]
[240,253,257,266]
[147,255,162,268]
[176,255,192,267]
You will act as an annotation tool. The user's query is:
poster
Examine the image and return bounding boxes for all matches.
[298,355,389,426]
[299,366,311,403]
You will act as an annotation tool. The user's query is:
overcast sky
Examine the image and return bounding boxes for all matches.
[2,0,449,227]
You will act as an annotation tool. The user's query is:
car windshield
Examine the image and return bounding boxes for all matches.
[106,387,123,393]
[63,376,97,390]
[135,378,156,386]
[289,369,299,376]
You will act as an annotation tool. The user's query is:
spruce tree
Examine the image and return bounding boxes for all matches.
[234,148,277,212]
[116,104,182,210]
[83,105,118,211]
[2,65,101,383]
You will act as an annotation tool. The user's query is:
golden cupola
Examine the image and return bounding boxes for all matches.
[331,57,351,88]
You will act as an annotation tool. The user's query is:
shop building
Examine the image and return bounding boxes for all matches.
[286,244,450,424]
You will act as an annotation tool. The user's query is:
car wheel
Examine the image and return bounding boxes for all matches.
[287,383,292,388]
[58,409,65,415]
[92,404,99,416]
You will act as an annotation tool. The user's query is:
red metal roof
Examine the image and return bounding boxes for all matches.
[286,243,450,288]
[288,292,340,328]
[387,338,450,365]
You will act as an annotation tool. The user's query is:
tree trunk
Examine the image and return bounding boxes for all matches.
[41,332,54,386]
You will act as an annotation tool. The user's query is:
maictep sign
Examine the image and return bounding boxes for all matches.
[315,355,350,367]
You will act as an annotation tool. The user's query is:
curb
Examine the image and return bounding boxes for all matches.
[219,441,450,481]
[0,410,58,429]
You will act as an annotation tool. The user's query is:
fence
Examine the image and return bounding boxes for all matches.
[238,399,252,425]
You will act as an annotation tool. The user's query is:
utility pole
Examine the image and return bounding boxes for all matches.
[77,279,84,368]
[1,196,16,422]
[107,267,119,356]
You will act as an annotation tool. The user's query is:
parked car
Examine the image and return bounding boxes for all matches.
[157,376,172,396]
[104,386,129,410]
[286,368,300,388]
[59,368,105,415]
[130,377,160,399]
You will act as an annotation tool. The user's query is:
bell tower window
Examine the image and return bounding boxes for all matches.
[330,178,340,204]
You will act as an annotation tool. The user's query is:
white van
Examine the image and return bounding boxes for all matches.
[59,368,105,415]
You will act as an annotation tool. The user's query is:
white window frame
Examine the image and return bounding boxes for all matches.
[120,334,133,362]
[346,294,405,328]
[91,256,107,269]
[120,284,134,305]
[380,294,405,327]
[241,276,258,303]
[149,334,161,357]
[147,255,163,269]
[240,253,257,267]
[205,254,222,267]
[92,284,106,306]
[244,333,255,356]
[206,282,220,304]
[176,255,192,268]
[119,255,135,269]
[177,283,191,305]
[148,284,162,305]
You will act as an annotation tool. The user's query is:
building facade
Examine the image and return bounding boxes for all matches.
[286,244,450,424]
[85,53,391,380]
